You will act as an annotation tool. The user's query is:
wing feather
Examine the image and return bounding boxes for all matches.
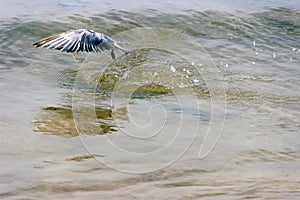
[33,29,115,53]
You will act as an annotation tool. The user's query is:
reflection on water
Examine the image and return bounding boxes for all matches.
[34,106,119,137]
[65,154,104,162]
[1,1,300,199]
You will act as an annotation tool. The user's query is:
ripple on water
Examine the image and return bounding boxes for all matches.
[0,5,299,200]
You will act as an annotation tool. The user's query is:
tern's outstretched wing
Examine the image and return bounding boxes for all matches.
[33,29,115,53]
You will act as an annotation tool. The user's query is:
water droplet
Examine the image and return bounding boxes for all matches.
[252,61,256,65]
[225,64,229,68]
[179,82,185,88]
[273,52,276,58]
[170,65,176,72]
[193,79,199,83]
[253,41,256,46]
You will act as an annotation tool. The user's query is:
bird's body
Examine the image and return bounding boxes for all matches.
[33,29,128,59]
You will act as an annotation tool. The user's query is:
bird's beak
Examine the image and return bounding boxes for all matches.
[113,42,129,55]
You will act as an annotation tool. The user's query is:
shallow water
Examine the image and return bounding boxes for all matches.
[1,0,300,199]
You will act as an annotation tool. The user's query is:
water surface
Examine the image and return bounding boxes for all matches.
[0,0,299,199]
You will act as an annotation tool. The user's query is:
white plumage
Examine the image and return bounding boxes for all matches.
[33,29,128,59]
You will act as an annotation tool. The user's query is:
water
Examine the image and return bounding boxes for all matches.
[1,0,300,199]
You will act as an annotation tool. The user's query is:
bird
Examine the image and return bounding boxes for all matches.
[33,29,129,59]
